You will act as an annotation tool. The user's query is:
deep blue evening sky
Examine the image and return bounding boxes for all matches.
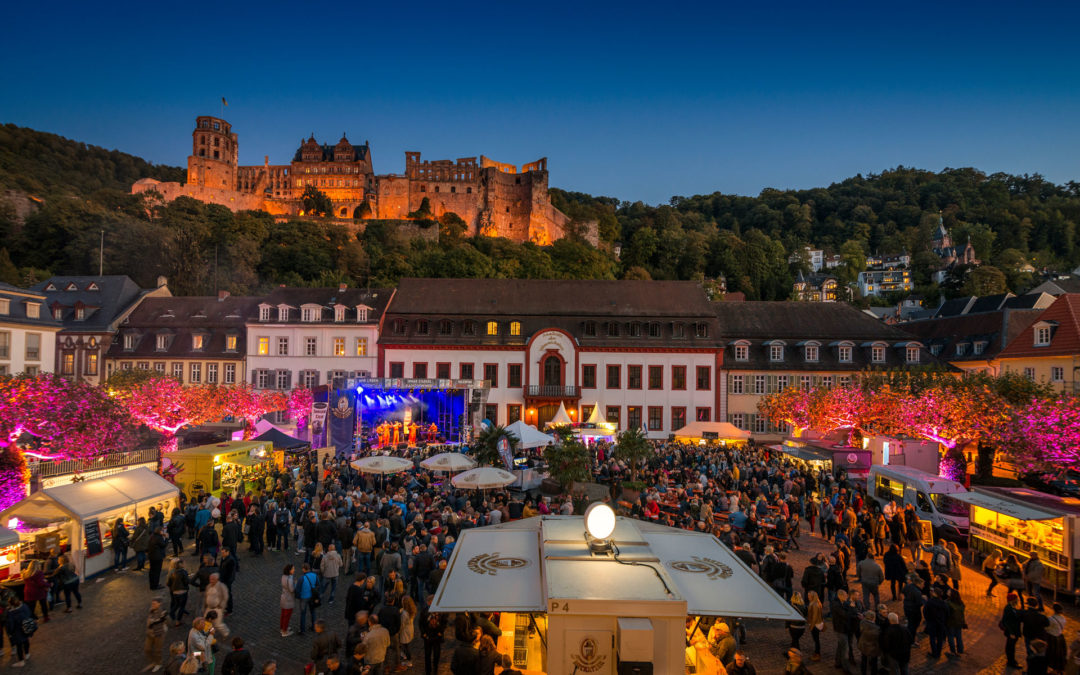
[4,1,1078,203]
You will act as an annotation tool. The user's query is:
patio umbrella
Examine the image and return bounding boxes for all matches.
[350,455,414,475]
[451,467,517,490]
[420,452,477,473]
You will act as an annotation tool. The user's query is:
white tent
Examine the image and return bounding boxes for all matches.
[672,421,751,441]
[505,421,555,450]
[547,402,573,427]
[451,467,517,490]
[585,403,604,425]
[351,456,414,475]
[0,467,179,580]
[420,452,477,473]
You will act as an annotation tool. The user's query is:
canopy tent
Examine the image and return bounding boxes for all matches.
[505,420,555,450]
[672,421,751,442]
[231,418,295,442]
[547,402,573,427]
[585,402,604,426]
[254,427,309,451]
[431,515,803,619]
[351,455,414,475]
[29,467,177,521]
[420,452,477,473]
[451,467,517,490]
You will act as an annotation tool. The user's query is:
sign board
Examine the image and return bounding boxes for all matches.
[84,520,104,557]
[497,437,513,472]
[564,629,613,675]
[702,431,719,440]
[35,531,60,553]
[918,518,934,546]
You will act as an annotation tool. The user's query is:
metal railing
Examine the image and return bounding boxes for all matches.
[28,446,161,479]
[524,385,581,398]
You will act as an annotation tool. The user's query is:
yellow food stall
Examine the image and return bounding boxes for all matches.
[170,441,273,498]
[0,468,179,581]
[956,486,1080,595]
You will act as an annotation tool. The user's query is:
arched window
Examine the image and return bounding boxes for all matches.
[509,321,521,336]
[543,355,562,387]
[486,321,499,336]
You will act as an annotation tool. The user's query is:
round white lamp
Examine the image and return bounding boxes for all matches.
[584,502,616,541]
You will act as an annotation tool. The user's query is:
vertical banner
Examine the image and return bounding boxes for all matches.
[310,402,329,449]
[497,437,513,471]
[329,389,357,455]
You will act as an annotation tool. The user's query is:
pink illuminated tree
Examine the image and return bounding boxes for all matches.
[225,385,288,439]
[287,387,314,429]
[758,387,813,434]
[113,376,226,453]
[1001,395,1080,472]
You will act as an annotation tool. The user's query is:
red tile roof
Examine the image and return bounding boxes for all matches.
[996,294,1080,360]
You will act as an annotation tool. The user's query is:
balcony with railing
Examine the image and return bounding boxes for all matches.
[524,385,581,399]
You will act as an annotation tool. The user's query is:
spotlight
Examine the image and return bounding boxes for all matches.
[584,502,616,553]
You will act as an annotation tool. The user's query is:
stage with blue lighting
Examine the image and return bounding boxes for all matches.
[329,377,484,453]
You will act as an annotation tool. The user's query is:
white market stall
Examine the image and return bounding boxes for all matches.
[430,512,801,674]
[506,421,556,450]
[0,468,179,581]
[672,421,751,445]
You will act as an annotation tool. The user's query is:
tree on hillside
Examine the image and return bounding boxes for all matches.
[301,186,333,217]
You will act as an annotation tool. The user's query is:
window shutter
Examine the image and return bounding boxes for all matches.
[251,369,259,386]
[284,370,292,390]
[748,413,757,430]
[767,375,776,393]
[812,375,822,388]
[727,374,733,391]
[313,371,320,386]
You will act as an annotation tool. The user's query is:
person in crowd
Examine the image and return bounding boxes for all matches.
[1025,551,1046,598]
[806,590,824,662]
[21,560,50,623]
[983,548,1003,596]
[784,647,812,675]
[1024,595,1052,657]
[167,558,191,627]
[321,543,344,603]
[296,562,319,636]
[419,595,447,675]
[857,609,881,675]
[163,641,187,675]
[203,573,229,622]
[881,612,912,675]
[187,616,215,675]
[855,551,884,610]
[221,636,253,675]
[1047,602,1068,672]
[1002,592,1024,669]
[450,626,480,675]
[363,612,391,675]
[132,516,151,572]
[1028,639,1050,675]
[787,592,807,649]
[398,595,417,669]
[144,597,169,672]
[945,587,966,657]
[311,619,342,673]
[219,547,238,614]
[112,517,131,573]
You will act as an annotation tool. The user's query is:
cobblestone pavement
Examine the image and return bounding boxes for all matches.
[11,530,1080,674]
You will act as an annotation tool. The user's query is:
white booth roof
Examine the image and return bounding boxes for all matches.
[430,515,801,621]
[504,420,555,450]
[0,526,18,548]
[954,489,1062,522]
[14,468,178,521]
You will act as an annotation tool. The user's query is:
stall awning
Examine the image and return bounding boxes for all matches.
[672,422,751,441]
[430,527,544,613]
[226,453,267,467]
[28,468,179,521]
[777,445,833,462]
[0,527,18,548]
[952,491,1061,521]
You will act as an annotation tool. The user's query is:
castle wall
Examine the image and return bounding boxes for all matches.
[132,179,264,211]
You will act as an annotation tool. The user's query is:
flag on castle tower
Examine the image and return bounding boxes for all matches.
[221,97,228,107]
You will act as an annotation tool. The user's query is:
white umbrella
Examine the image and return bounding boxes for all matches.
[420,452,477,473]
[351,455,414,475]
[451,467,517,490]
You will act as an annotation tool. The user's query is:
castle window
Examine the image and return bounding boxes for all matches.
[213,151,219,159]
[606,322,619,337]
[467,187,472,194]
[450,186,456,193]
[584,321,597,337]
[420,185,426,192]
[462,321,476,336]
[435,186,440,193]
[515,177,521,184]
[648,322,661,338]
[214,138,220,147]
[213,122,220,130]
[199,150,206,157]
[438,320,453,336]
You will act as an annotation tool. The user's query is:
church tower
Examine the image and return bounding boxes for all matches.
[188,116,238,189]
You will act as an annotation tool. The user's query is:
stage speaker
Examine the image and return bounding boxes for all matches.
[617,663,653,675]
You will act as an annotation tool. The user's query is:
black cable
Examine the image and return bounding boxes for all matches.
[611,540,675,597]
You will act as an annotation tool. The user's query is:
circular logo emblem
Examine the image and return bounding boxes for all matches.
[846,453,858,464]
[667,556,734,580]
[571,636,607,672]
[467,552,531,576]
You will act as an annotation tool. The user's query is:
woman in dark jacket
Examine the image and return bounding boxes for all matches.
[1002,593,1023,669]
[5,596,33,666]
[883,544,908,601]
[21,561,50,622]
[111,518,130,572]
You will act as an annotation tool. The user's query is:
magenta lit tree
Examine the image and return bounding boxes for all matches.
[897,383,1007,480]
[225,385,288,439]
[115,376,226,453]
[1002,395,1080,472]
[287,387,314,429]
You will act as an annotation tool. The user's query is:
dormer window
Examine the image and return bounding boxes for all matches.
[334,306,345,322]
[53,307,63,320]
[648,322,661,338]
[973,341,986,356]
[627,322,641,337]
[192,335,204,351]
[259,306,272,321]
[416,319,430,335]
[44,283,57,291]
[75,307,85,320]
[226,335,237,352]
[770,344,784,362]
[606,322,619,337]
[734,344,749,361]
[0,299,8,315]
[955,343,967,356]
[486,321,499,336]
[277,306,289,322]
[25,302,40,319]
[838,345,852,363]
[391,319,407,336]
[87,282,99,291]
[672,323,686,339]
[462,320,476,336]
[156,335,169,351]
[695,323,709,338]
[1035,325,1052,346]
[123,334,136,350]
[584,321,597,337]
[906,345,920,364]
[510,321,522,336]
[804,344,819,362]
[871,344,886,363]
[64,282,78,291]
[357,307,368,323]
[301,307,319,322]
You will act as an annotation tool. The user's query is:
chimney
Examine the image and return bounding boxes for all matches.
[156,275,168,288]
[339,283,347,293]
[218,290,230,301]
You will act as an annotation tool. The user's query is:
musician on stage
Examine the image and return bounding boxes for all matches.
[427,422,437,443]
[392,421,402,445]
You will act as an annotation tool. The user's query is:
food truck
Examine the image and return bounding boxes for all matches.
[869,465,970,542]
[0,468,179,580]
[430,508,801,674]
[170,441,273,498]
[956,486,1080,595]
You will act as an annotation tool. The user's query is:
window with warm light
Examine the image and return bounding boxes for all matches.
[510,321,521,336]
[333,337,346,356]
[486,321,498,336]
[226,335,237,352]
[192,335,204,351]
[355,337,367,356]
[86,353,98,375]
[257,337,269,355]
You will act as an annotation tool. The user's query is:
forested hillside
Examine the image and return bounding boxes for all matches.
[2,123,1078,301]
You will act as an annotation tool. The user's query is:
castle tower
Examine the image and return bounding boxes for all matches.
[188,116,238,189]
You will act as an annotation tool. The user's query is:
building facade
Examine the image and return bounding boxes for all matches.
[132,116,594,245]
[792,272,838,302]
[858,269,913,297]
[378,278,723,438]
[994,294,1080,392]
[32,275,170,385]
[245,286,393,392]
[105,293,257,386]
[714,302,945,441]
[0,282,61,376]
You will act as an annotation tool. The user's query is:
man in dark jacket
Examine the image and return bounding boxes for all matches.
[922,588,949,658]
[450,627,480,675]
[411,545,434,601]
[247,508,265,555]
[901,573,925,640]
[881,612,912,673]
[197,520,220,560]
[801,555,826,601]
[219,547,239,614]
[830,589,856,674]
[167,509,186,556]
[148,526,169,590]
[221,513,242,554]
[310,619,342,673]
[1022,596,1051,656]
[419,599,448,675]
[221,636,254,675]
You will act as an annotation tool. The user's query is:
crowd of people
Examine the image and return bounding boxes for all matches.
[18,436,1080,674]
